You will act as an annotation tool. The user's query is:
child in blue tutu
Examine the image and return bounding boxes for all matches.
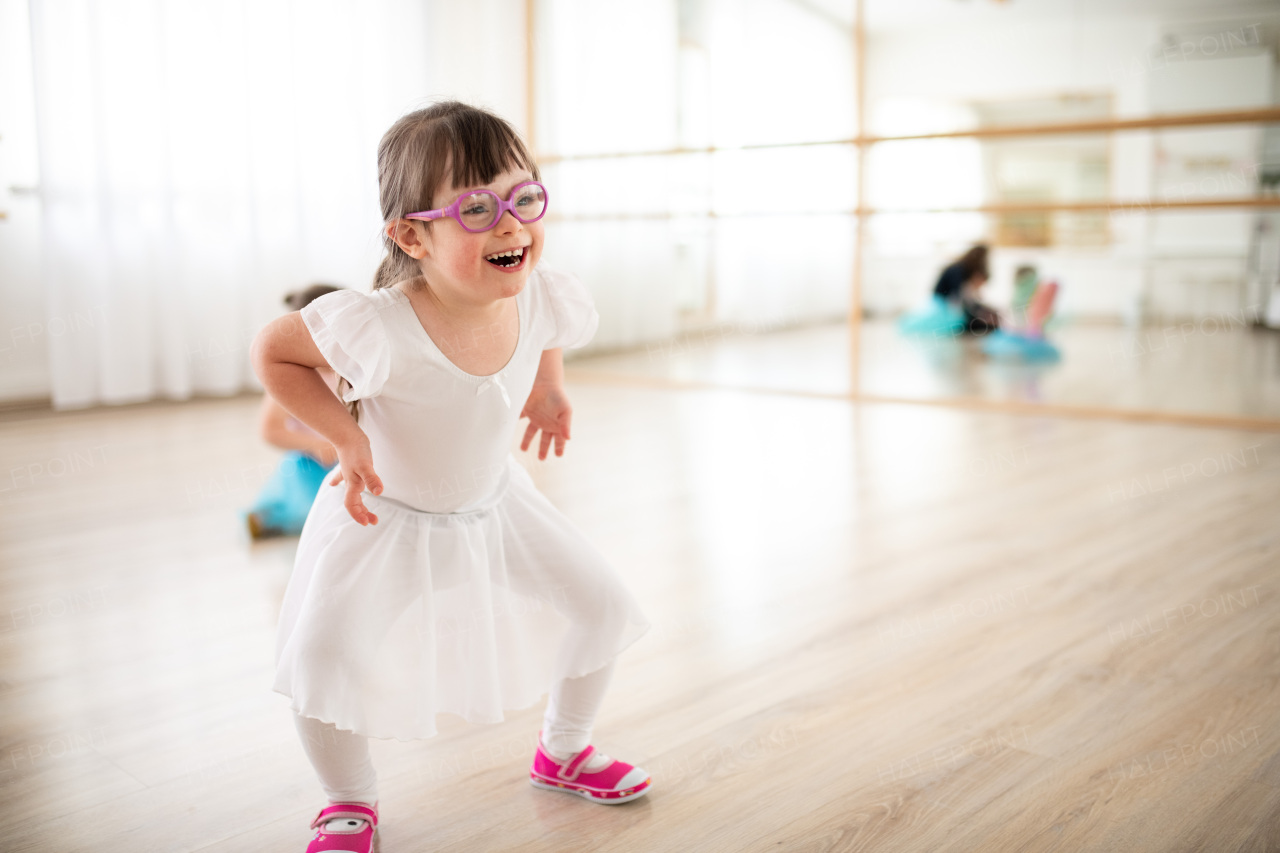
[244,284,346,540]
[900,244,1000,337]
[934,244,1000,334]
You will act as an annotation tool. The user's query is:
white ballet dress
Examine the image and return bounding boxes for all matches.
[273,263,651,741]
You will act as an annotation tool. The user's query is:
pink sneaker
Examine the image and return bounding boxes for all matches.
[304,802,378,853]
[530,729,652,804]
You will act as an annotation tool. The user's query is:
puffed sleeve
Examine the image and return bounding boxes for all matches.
[538,262,600,350]
[299,289,392,402]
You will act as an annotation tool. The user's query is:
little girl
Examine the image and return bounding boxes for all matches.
[245,284,344,540]
[250,101,653,853]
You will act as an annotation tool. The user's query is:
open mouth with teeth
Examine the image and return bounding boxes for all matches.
[485,247,526,268]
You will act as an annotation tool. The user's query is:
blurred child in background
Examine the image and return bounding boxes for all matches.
[1011,265,1040,328]
[933,243,1001,334]
[244,284,345,540]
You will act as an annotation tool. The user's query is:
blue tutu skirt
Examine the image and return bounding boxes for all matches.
[981,329,1061,362]
[245,451,332,536]
[899,295,967,337]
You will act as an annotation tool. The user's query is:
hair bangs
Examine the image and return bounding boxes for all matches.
[424,110,539,208]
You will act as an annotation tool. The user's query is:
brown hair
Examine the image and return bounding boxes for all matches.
[956,244,989,280]
[284,283,344,311]
[370,100,541,292]
[338,101,539,422]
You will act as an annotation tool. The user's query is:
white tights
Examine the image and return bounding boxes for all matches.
[294,658,618,805]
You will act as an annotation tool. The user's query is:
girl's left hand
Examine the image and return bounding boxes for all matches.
[519,384,573,460]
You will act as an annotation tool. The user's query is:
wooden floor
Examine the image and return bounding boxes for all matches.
[1,358,1278,850]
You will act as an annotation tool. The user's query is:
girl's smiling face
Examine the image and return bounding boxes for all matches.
[397,167,545,307]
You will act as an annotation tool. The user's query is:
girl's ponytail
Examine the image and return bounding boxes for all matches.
[337,376,360,426]
[372,248,418,292]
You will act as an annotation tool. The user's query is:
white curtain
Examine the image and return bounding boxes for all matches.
[28,0,436,409]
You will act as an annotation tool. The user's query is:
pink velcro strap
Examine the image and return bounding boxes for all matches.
[311,802,378,830]
[559,745,595,782]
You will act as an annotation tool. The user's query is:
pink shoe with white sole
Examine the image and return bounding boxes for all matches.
[305,802,378,853]
[530,729,651,804]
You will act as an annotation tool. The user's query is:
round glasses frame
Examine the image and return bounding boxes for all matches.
[401,180,549,233]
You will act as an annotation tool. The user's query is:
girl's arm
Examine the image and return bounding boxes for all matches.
[533,347,565,390]
[519,348,573,460]
[257,394,338,467]
[249,313,383,525]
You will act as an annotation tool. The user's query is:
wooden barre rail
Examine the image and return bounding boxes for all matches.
[543,196,1280,222]
[537,107,1280,164]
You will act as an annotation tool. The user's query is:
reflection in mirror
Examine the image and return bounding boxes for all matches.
[862,202,1280,421]
[541,0,1279,427]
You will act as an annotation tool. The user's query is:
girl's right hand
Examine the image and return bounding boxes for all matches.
[328,437,384,526]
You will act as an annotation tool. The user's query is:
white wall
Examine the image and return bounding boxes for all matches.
[424,0,528,137]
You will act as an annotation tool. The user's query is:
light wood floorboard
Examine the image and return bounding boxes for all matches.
[0,378,1277,852]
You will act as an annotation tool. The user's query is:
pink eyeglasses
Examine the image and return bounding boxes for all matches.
[403,181,548,233]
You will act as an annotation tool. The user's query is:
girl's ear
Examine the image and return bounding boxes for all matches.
[386,219,431,260]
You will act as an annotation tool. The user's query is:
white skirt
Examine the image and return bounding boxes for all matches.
[273,455,651,741]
